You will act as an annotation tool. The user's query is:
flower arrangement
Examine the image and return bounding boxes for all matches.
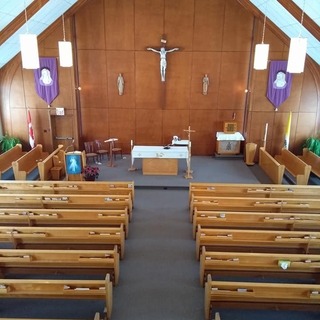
[83,165,100,180]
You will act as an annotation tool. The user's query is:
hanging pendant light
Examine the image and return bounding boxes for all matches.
[19,1,39,69]
[253,3,269,70]
[58,14,73,67]
[287,0,307,73]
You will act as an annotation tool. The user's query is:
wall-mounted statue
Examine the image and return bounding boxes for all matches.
[202,74,209,95]
[117,73,124,95]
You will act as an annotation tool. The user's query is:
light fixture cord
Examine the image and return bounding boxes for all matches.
[261,0,268,44]
[299,0,306,37]
[62,14,66,41]
[24,0,29,33]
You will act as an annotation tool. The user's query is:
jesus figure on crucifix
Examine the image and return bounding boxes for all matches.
[147,39,179,82]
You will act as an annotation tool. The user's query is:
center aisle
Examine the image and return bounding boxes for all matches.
[112,188,203,319]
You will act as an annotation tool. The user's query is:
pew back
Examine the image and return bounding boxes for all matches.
[299,148,320,178]
[0,144,25,179]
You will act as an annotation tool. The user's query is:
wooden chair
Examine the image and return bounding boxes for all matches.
[84,141,98,164]
[112,140,122,160]
[95,140,109,162]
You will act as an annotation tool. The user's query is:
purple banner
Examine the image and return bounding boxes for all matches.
[267,60,292,110]
[34,57,59,105]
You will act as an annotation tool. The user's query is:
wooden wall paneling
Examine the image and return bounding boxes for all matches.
[75,0,106,50]
[193,0,225,51]
[190,52,221,110]
[164,0,195,50]
[105,0,134,50]
[50,113,75,149]
[218,52,250,111]
[300,67,319,114]
[162,109,190,144]
[107,51,135,109]
[81,107,109,143]
[135,52,164,109]
[108,108,135,154]
[77,50,108,108]
[222,0,253,52]
[135,109,163,145]
[190,109,215,155]
[165,52,192,110]
[134,0,164,50]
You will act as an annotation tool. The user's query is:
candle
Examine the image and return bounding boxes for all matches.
[130,140,133,148]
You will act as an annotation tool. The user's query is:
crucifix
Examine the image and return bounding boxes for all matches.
[183,125,195,179]
[147,37,179,82]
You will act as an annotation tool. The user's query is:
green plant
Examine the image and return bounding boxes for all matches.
[303,136,320,156]
[0,134,20,153]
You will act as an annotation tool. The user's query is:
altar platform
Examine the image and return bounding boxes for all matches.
[95,155,278,189]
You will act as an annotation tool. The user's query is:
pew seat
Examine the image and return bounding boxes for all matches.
[0,225,125,259]
[204,275,320,320]
[0,208,130,238]
[0,312,103,320]
[200,247,320,286]
[0,248,120,285]
[0,274,112,320]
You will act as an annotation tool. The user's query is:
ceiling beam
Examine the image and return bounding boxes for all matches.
[277,0,320,41]
[0,0,49,46]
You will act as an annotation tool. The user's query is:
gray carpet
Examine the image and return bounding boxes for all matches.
[0,156,319,319]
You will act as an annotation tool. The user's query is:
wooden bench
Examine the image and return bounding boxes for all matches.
[0,144,25,180]
[189,183,320,206]
[0,208,130,238]
[0,180,135,205]
[192,208,320,238]
[0,312,103,320]
[299,148,320,178]
[0,225,125,259]
[0,274,112,320]
[200,247,320,286]
[0,193,133,220]
[190,195,320,222]
[204,275,320,320]
[274,148,312,185]
[259,147,285,184]
[12,145,49,180]
[37,145,65,181]
[0,247,119,285]
[195,226,320,259]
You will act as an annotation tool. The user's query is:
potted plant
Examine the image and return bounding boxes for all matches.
[83,165,100,181]
[303,136,320,156]
[0,134,20,153]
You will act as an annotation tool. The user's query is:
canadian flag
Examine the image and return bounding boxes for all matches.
[27,109,35,148]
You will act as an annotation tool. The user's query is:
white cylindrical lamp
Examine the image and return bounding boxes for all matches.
[58,41,73,67]
[19,34,40,69]
[287,37,307,73]
[253,43,269,70]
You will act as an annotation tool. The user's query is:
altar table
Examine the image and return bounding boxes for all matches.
[131,146,188,175]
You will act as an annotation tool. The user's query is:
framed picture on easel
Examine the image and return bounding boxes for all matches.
[65,151,86,180]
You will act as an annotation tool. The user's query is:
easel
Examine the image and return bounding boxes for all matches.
[183,125,195,179]
[128,139,137,171]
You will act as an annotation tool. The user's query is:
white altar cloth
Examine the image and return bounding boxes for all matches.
[131,146,188,166]
[171,139,190,146]
[216,132,244,141]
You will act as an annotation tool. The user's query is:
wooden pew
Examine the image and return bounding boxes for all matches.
[0,312,103,320]
[0,247,119,285]
[0,180,135,205]
[200,247,320,286]
[204,275,320,320]
[190,195,320,222]
[274,148,311,185]
[0,225,125,259]
[12,144,49,180]
[195,226,320,259]
[37,145,65,181]
[299,148,320,178]
[0,274,112,320]
[0,193,133,220]
[0,144,25,180]
[189,182,320,204]
[0,208,130,238]
[193,209,320,238]
[259,147,285,184]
